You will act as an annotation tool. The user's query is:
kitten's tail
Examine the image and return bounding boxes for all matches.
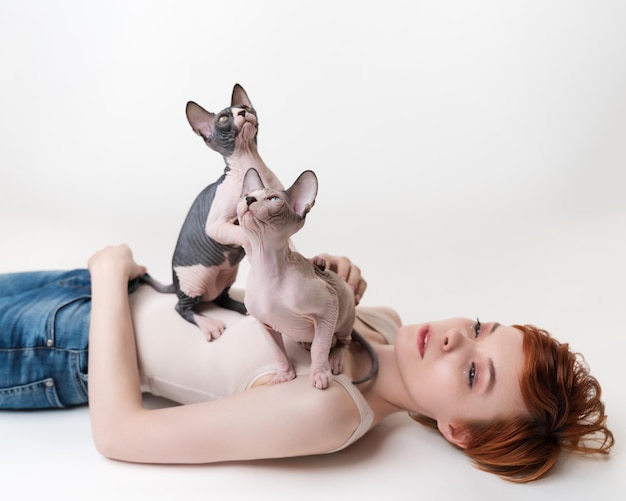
[351,329,379,385]
[139,273,176,294]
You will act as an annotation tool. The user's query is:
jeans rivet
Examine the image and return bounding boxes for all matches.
[46,339,53,347]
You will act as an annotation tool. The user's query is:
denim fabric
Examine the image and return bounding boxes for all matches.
[0,269,142,409]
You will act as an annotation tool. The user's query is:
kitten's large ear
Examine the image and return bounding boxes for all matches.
[232,84,253,109]
[286,170,318,218]
[241,168,265,196]
[186,101,215,140]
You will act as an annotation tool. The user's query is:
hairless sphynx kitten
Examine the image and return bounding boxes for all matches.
[236,168,378,389]
[142,84,284,341]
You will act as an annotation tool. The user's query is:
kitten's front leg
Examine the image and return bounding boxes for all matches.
[262,325,296,385]
[207,221,248,249]
[309,312,340,390]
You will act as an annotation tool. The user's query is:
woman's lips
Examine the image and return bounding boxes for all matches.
[417,325,430,358]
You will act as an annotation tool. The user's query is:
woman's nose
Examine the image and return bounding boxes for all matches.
[442,329,466,352]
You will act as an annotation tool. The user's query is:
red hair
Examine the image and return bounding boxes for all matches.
[411,324,614,482]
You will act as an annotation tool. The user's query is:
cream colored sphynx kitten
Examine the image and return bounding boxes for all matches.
[237,168,377,389]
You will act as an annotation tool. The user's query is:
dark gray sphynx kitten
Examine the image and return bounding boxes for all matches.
[236,168,378,389]
[143,84,284,341]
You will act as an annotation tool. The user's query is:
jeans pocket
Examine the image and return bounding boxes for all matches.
[0,378,64,409]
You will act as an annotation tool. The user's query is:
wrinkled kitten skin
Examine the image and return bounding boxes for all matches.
[143,84,284,342]
[237,168,377,389]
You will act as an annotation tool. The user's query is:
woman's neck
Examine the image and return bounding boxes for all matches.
[360,344,417,424]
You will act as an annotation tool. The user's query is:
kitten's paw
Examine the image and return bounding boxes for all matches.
[271,369,296,385]
[310,369,332,390]
[195,315,226,341]
[298,341,312,351]
[329,356,344,375]
[329,345,348,375]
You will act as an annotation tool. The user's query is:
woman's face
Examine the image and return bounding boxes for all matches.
[395,318,526,446]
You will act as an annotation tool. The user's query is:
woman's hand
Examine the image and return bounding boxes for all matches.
[315,253,367,305]
[88,244,147,281]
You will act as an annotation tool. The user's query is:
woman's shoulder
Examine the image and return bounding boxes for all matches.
[354,305,401,345]
[367,305,402,327]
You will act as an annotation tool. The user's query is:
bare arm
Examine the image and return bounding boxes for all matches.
[87,244,147,456]
[87,245,360,463]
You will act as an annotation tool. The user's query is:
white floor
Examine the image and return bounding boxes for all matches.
[1,1,625,499]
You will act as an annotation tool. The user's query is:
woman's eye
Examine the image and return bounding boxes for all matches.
[473,318,481,338]
[468,363,476,388]
[218,115,229,124]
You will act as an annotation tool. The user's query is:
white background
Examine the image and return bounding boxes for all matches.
[1,1,624,500]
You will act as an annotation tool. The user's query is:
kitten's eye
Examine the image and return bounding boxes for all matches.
[473,318,481,338]
[218,115,229,125]
[269,196,281,202]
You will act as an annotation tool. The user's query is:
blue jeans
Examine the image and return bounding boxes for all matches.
[0,269,141,409]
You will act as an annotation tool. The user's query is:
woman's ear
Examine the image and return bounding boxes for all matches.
[438,421,470,449]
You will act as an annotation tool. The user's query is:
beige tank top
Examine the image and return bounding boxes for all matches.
[130,285,399,452]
